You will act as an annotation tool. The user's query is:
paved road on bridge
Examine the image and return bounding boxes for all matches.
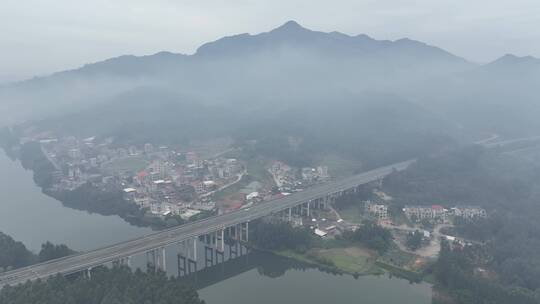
[0,160,413,287]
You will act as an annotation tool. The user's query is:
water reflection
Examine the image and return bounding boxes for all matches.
[0,150,151,251]
[190,246,432,304]
[107,239,430,304]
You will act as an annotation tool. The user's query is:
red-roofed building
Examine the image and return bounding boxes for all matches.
[136,170,149,184]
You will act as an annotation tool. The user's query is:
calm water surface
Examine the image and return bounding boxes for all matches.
[194,251,432,304]
[0,150,151,251]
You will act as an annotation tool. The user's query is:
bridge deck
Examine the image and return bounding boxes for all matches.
[0,160,413,287]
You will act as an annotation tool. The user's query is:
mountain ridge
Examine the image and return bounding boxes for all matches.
[1,20,539,140]
[9,20,470,84]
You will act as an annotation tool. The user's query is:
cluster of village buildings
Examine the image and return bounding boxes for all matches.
[34,135,246,220]
[268,161,329,192]
[402,205,487,222]
[364,200,486,224]
[23,132,334,222]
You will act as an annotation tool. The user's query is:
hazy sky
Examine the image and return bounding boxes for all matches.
[2,0,539,82]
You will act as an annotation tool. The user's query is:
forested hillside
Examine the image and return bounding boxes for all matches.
[0,267,204,304]
[0,232,74,272]
[383,146,540,302]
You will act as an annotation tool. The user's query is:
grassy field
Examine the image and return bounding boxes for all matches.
[337,203,366,224]
[102,156,148,173]
[378,243,418,269]
[273,242,432,282]
[212,175,253,200]
[314,247,382,274]
[275,246,382,275]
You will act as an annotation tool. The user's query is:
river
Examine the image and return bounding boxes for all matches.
[0,150,152,251]
[0,150,432,303]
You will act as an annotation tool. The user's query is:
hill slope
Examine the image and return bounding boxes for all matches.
[0,21,472,123]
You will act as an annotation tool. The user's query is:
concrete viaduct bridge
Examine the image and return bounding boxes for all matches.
[0,160,413,287]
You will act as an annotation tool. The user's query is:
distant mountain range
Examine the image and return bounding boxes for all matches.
[0,20,473,119]
[2,21,540,166]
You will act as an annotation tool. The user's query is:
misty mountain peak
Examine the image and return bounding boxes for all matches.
[497,53,538,63]
[485,53,540,70]
[271,20,306,32]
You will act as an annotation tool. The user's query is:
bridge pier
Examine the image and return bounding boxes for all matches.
[229,241,238,258]
[146,247,166,272]
[204,246,214,267]
[84,267,92,279]
[215,249,224,264]
[300,202,310,217]
[289,207,292,221]
[188,258,197,273]
[218,229,225,252]
[112,256,131,268]
[229,225,238,241]
[239,222,249,242]
[178,254,187,276]
[160,247,166,271]
[177,238,198,276]
[146,250,155,271]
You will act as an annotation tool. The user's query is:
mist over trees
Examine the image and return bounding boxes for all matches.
[2,21,539,150]
[384,146,540,301]
[2,20,540,303]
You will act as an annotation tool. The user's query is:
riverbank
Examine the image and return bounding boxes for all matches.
[273,247,383,276]
[269,244,428,282]
[1,141,213,231]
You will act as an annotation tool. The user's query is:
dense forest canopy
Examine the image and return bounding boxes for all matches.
[0,267,204,304]
[0,232,74,272]
[249,220,313,253]
[342,220,393,254]
[384,146,540,301]
[0,232,35,271]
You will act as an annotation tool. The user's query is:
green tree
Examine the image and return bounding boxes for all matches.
[344,220,393,254]
[405,230,423,251]
[39,242,76,262]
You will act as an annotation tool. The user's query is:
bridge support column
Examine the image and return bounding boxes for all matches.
[178,237,198,276]
[300,202,310,217]
[188,258,197,273]
[147,248,166,272]
[322,196,329,210]
[218,229,225,252]
[193,237,198,260]
[160,247,166,271]
[215,249,224,264]
[178,254,187,277]
[230,225,236,239]
[112,256,131,268]
[147,250,157,272]
[241,221,249,242]
[229,241,238,258]
[205,246,214,267]
[84,267,92,279]
[288,207,292,221]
